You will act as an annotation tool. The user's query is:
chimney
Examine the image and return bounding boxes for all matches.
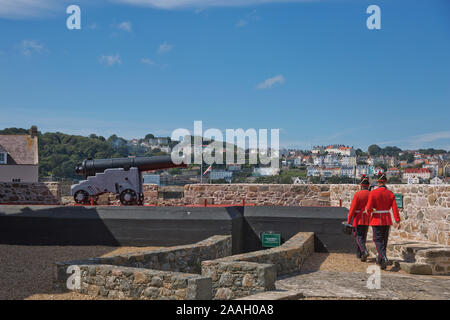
[30,126,38,138]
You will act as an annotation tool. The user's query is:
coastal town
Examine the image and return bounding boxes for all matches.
[0,127,449,186]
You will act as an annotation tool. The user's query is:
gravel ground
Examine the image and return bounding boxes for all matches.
[0,245,410,300]
[0,244,162,300]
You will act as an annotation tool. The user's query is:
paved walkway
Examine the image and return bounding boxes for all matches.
[276,270,450,300]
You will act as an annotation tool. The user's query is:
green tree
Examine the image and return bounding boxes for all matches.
[368,144,382,156]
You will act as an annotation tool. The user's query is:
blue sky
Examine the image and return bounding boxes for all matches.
[0,0,449,150]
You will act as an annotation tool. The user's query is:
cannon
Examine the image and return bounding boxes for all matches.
[71,155,187,205]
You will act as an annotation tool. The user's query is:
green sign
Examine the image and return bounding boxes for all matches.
[395,193,403,209]
[261,232,281,248]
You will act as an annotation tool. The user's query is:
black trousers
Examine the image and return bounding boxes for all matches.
[354,225,369,258]
[372,225,390,260]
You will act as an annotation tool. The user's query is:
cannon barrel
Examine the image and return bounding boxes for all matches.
[75,155,186,177]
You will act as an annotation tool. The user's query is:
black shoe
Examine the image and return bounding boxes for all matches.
[360,251,369,262]
[380,257,388,270]
[376,256,381,265]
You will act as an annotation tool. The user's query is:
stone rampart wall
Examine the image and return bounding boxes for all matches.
[201,232,314,300]
[0,182,60,204]
[331,184,450,245]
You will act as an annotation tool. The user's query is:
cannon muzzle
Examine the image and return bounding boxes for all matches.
[75,155,187,177]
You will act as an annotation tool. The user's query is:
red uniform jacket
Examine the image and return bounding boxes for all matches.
[366,186,401,226]
[347,189,371,227]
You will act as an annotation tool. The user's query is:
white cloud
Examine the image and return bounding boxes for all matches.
[236,19,248,28]
[236,9,260,28]
[377,131,450,150]
[0,0,60,19]
[117,21,132,32]
[87,23,99,30]
[256,75,285,89]
[158,42,174,54]
[21,40,45,56]
[113,0,313,10]
[141,58,155,65]
[0,0,315,19]
[99,54,122,66]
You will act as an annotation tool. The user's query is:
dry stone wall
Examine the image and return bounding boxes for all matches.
[0,182,60,204]
[55,235,231,300]
[184,184,331,206]
[201,232,314,300]
[70,264,212,300]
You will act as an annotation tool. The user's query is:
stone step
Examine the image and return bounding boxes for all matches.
[366,241,450,275]
[236,290,304,300]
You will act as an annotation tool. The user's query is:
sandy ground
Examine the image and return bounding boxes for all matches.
[0,245,163,300]
[0,245,405,300]
[301,252,408,275]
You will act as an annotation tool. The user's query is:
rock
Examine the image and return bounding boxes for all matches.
[133,272,147,284]
[242,274,254,287]
[215,288,232,300]
[150,276,163,287]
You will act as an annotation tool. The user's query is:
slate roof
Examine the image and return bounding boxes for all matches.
[0,134,38,165]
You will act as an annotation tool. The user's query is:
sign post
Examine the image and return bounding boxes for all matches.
[261,232,281,248]
[394,193,403,209]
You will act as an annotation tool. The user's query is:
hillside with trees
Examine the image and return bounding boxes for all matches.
[0,128,169,180]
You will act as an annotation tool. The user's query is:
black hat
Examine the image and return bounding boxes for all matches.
[360,174,370,185]
[377,172,387,182]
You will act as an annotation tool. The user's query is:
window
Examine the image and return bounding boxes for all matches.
[0,152,6,164]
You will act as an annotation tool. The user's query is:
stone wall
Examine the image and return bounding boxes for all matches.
[3,180,448,246]
[201,232,314,300]
[0,182,60,204]
[331,184,450,246]
[70,264,212,300]
[55,235,231,300]
[367,241,450,275]
[55,232,314,300]
[184,184,331,206]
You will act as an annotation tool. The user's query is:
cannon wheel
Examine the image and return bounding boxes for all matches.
[120,189,138,206]
[74,190,90,205]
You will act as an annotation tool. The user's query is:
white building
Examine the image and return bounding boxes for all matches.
[148,137,170,145]
[210,170,233,180]
[430,177,443,185]
[143,174,161,186]
[407,176,420,184]
[403,168,431,180]
[325,145,355,156]
[341,156,356,167]
[293,177,307,184]
[356,165,369,178]
[340,166,355,178]
[253,167,280,176]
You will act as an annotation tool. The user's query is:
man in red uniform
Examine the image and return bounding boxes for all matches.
[347,174,371,262]
[366,173,401,270]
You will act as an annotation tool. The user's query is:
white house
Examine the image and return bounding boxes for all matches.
[403,168,431,180]
[407,176,420,184]
[430,176,443,185]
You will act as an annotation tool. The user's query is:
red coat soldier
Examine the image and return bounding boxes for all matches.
[347,174,371,261]
[366,173,401,269]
